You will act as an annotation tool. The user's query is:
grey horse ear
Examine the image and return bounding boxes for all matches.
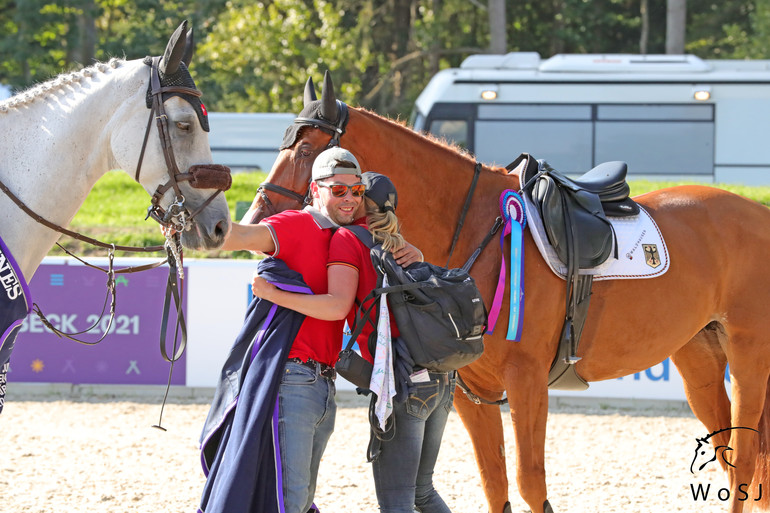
[182,27,194,68]
[320,70,338,121]
[304,77,317,105]
[159,20,188,75]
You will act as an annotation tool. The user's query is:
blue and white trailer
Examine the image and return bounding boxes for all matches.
[411,52,770,185]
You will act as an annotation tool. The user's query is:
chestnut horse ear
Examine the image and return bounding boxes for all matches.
[321,70,338,121]
[182,27,194,68]
[159,20,188,75]
[304,77,317,105]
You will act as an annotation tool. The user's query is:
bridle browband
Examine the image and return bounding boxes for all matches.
[136,56,230,231]
[256,100,349,217]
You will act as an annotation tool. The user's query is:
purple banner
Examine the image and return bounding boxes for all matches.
[9,263,186,385]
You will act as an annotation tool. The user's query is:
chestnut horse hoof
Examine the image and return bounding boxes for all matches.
[502,501,512,513]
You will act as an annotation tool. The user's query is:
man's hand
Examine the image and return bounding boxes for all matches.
[392,242,423,267]
[252,271,277,299]
[160,225,177,238]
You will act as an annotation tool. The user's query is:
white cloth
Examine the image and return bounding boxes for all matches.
[369,276,396,430]
[522,194,670,281]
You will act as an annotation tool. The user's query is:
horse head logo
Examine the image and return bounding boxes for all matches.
[690,427,760,474]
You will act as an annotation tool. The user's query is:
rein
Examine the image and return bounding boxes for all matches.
[0,177,165,252]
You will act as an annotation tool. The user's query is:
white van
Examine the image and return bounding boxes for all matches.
[411,52,770,184]
[207,112,295,171]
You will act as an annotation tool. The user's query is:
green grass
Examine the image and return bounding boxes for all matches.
[51,175,770,259]
[629,180,770,207]
[53,169,267,259]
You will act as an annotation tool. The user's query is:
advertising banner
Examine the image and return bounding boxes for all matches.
[8,261,186,385]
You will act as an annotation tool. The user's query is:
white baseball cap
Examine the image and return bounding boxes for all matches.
[311,147,362,181]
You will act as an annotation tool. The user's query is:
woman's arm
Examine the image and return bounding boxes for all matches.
[251,264,358,320]
[391,241,423,266]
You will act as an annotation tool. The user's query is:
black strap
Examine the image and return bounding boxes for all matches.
[456,370,508,406]
[159,247,187,363]
[446,162,482,267]
[152,243,188,431]
[461,216,504,273]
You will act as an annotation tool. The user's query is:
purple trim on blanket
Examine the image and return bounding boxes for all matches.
[273,394,285,513]
[272,281,313,294]
[199,303,279,476]
[250,304,278,362]
[0,235,33,350]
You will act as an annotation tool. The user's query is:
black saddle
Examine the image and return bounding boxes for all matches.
[544,160,639,217]
[508,153,641,390]
[516,156,639,269]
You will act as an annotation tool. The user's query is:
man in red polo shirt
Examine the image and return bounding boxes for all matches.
[218,147,365,513]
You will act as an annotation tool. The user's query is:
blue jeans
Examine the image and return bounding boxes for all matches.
[372,371,455,513]
[278,362,337,513]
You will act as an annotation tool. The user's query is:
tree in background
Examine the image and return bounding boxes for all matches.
[0,0,768,117]
[666,0,686,53]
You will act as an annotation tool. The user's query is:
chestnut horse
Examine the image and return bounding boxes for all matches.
[243,74,770,513]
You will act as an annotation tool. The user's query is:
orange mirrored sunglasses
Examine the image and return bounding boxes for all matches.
[317,182,367,198]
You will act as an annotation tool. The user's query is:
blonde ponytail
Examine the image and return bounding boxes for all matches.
[365,197,405,252]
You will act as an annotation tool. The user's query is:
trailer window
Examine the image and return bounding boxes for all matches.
[476,120,592,172]
[475,104,593,171]
[429,119,469,149]
[595,104,714,175]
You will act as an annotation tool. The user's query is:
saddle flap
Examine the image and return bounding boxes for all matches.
[532,175,615,269]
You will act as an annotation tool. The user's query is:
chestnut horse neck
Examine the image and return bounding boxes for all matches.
[343,108,519,264]
[250,104,521,283]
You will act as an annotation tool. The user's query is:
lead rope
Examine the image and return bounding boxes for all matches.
[153,233,186,431]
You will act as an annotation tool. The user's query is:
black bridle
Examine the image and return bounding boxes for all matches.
[136,56,230,231]
[256,101,349,217]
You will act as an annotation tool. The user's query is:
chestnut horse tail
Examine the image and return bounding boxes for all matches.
[751,374,770,509]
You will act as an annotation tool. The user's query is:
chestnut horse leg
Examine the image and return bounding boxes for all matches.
[671,325,732,468]
[453,384,510,513]
[724,342,770,513]
[752,374,770,510]
[507,370,551,513]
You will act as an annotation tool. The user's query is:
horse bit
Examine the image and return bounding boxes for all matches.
[256,100,349,216]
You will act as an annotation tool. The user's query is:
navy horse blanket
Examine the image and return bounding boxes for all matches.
[0,236,33,413]
[198,257,311,513]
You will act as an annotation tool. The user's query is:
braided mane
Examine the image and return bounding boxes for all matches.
[0,58,124,113]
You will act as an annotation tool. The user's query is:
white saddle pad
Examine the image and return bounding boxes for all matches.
[522,194,670,281]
